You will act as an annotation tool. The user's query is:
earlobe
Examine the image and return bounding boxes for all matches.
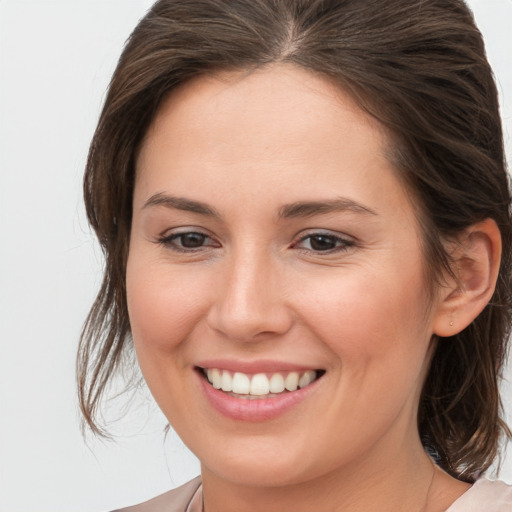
[433,218,501,337]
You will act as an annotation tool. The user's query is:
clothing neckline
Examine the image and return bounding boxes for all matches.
[185,477,512,512]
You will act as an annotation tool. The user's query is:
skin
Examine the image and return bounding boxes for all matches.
[126,65,487,511]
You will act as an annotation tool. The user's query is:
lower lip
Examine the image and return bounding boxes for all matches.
[198,372,321,422]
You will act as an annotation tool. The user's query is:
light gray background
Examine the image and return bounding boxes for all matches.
[0,1,510,511]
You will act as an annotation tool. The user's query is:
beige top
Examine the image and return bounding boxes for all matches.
[114,476,512,512]
[445,478,512,512]
[112,477,202,512]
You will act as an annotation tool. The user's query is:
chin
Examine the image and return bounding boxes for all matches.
[202,456,315,488]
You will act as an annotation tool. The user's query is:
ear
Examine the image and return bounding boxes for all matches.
[433,218,502,337]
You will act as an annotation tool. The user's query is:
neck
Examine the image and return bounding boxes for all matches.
[201,435,436,512]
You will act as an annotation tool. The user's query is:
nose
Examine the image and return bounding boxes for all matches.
[206,248,293,342]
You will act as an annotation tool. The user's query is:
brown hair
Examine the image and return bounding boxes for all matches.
[78,0,512,480]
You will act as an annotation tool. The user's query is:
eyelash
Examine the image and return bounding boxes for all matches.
[293,232,355,253]
[157,231,219,253]
[158,230,354,254]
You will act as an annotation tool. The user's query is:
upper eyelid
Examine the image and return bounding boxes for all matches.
[294,228,355,242]
[157,231,220,254]
[159,225,213,238]
[157,227,217,244]
[296,234,353,245]
[291,229,356,252]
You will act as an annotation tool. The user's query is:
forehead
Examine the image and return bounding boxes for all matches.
[136,65,395,196]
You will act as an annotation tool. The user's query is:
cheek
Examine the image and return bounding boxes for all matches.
[292,272,433,446]
[126,256,208,359]
[293,261,432,373]
[125,256,209,418]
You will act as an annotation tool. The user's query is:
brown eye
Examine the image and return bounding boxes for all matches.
[308,235,338,251]
[295,232,355,253]
[158,230,218,252]
[177,232,207,248]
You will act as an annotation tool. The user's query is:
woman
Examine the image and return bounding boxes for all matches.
[78,0,512,510]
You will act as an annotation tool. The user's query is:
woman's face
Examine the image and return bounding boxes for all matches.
[127,65,445,486]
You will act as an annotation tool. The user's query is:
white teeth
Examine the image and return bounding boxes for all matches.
[299,370,316,388]
[232,372,250,394]
[250,373,270,395]
[269,373,285,393]
[211,368,222,389]
[284,372,299,391]
[204,368,320,396]
[221,370,232,392]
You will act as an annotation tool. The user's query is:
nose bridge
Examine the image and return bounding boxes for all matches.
[207,241,291,341]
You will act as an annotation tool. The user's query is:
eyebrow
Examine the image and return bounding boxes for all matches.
[142,193,220,217]
[142,193,377,219]
[278,198,378,218]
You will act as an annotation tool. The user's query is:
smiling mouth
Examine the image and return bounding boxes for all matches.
[199,368,325,399]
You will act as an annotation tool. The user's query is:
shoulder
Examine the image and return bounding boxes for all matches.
[111,476,202,512]
[446,478,512,512]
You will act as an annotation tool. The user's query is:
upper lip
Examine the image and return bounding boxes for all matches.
[195,359,322,374]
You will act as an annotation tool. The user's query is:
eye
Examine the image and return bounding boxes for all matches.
[158,230,219,252]
[294,232,354,253]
